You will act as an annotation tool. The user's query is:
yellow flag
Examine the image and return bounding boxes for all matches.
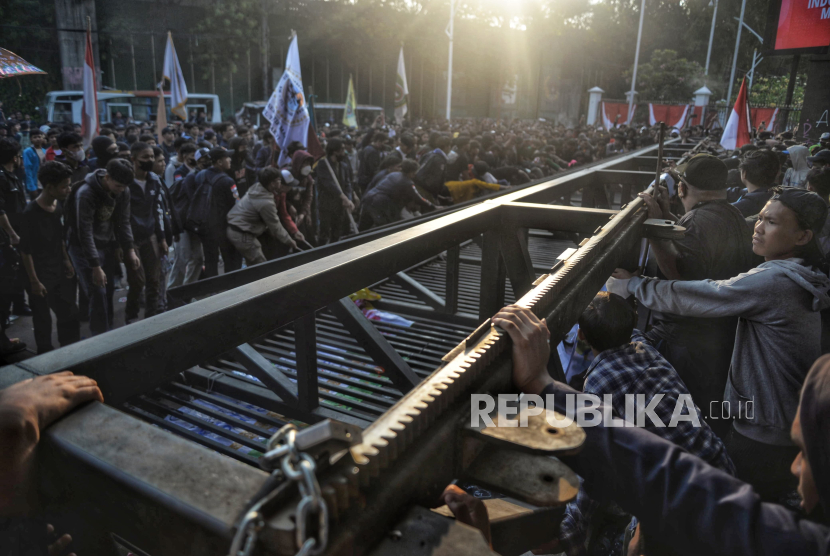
[343,75,357,128]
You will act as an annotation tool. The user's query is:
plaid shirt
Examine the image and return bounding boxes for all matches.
[559,331,735,556]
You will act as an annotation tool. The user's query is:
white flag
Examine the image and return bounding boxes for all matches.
[263,34,310,166]
[394,47,409,124]
[161,32,189,120]
[81,26,98,148]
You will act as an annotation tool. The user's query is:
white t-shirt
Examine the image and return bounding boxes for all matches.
[135,178,147,193]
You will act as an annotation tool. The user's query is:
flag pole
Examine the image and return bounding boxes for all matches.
[445,0,454,121]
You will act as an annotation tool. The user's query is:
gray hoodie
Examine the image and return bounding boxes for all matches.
[783,145,810,188]
[628,259,830,446]
[225,182,291,244]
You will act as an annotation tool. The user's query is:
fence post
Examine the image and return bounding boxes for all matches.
[586,87,604,126]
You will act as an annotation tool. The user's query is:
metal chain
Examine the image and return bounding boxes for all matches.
[229,424,329,556]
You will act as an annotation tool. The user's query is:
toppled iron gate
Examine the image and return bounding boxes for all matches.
[0,139,697,556]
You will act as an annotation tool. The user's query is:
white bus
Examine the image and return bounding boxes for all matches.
[44,91,222,126]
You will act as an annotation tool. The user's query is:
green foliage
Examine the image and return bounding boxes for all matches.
[193,0,263,82]
[624,49,704,101]
[746,74,806,107]
[0,0,62,117]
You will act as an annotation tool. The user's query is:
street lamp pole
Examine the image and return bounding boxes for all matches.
[726,0,747,105]
[627,0,646,124]
[445,0,455,121]
[704,0,718,78]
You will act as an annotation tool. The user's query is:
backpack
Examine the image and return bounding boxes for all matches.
[184,170,222,236]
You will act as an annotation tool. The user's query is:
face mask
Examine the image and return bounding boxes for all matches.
[72,149,86,162]
[301,166,312,177]
[138,159,154,172]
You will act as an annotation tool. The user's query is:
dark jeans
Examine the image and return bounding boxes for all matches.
[125,236,161,320]
[202,227,242,278]
[68,244,117,336]
[724,424,799,504]
[318,199,346,245]
[27,276,80,353]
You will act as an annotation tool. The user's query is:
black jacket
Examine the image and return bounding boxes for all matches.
[357,145,383,192]
[362,172,431,221]
[0,167,27,230]
[316,157,353,202]
[199,167,238,231]
[128,172,165,244]
[415,150,450,197]
[65,170,134,266]
[542,381,830,556]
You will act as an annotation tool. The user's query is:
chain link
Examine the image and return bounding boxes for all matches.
[229,424,329,556]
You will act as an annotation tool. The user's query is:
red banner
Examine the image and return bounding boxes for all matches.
[648,104,690,129]
[601,102,635,130]
[750,108,779,132]
[775,0,830,50]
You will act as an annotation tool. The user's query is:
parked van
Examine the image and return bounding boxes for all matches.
[44,91,222,126]
[129,91,222,124]
[45,91,136,125]
[235,101,383,129]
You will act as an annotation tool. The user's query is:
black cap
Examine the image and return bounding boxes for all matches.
[808,150,830,165]
[770,186,828,235]
[674,154,728,190]
[209,147,230,163]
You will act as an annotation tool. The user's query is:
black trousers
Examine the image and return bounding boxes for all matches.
[318,199,347,245]
[203,228,242,278]
[724,424,799,504]
[28,276,80,353]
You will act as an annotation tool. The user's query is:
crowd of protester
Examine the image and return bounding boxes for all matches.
[3,99,830,555]
[0,110,671,354]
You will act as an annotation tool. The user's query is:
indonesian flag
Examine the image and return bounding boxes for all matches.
[720,78,751,151]
[81,26,98,148]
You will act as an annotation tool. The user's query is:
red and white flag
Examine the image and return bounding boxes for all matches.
[720,78,751,151]
[81,25,99,148]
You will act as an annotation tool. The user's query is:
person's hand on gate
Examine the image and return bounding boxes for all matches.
[293,231,305,243]
[611,267,641,280]
[440,485,492,547]
[92,266,106,288]
[492,305,553,396]
[127,249,141,271]
[0,372,103,515]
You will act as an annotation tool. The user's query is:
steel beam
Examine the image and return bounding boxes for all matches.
[499,203,617,234]
[329,297,421,392]
[395,271,446,310]
[479,231,506,322]
[8,203,496,405]
[38,401,273,556]
[233,343,299,406]
[445,245,460,315]
[294,313,319,411]
[498,228,535,300]
[593,169,655,185]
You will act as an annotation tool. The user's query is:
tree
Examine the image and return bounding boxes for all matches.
[624,49,704,101]
[0,0,62,117]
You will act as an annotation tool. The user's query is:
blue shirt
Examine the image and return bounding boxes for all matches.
[559,331,735,556]
[22,146,45,192]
